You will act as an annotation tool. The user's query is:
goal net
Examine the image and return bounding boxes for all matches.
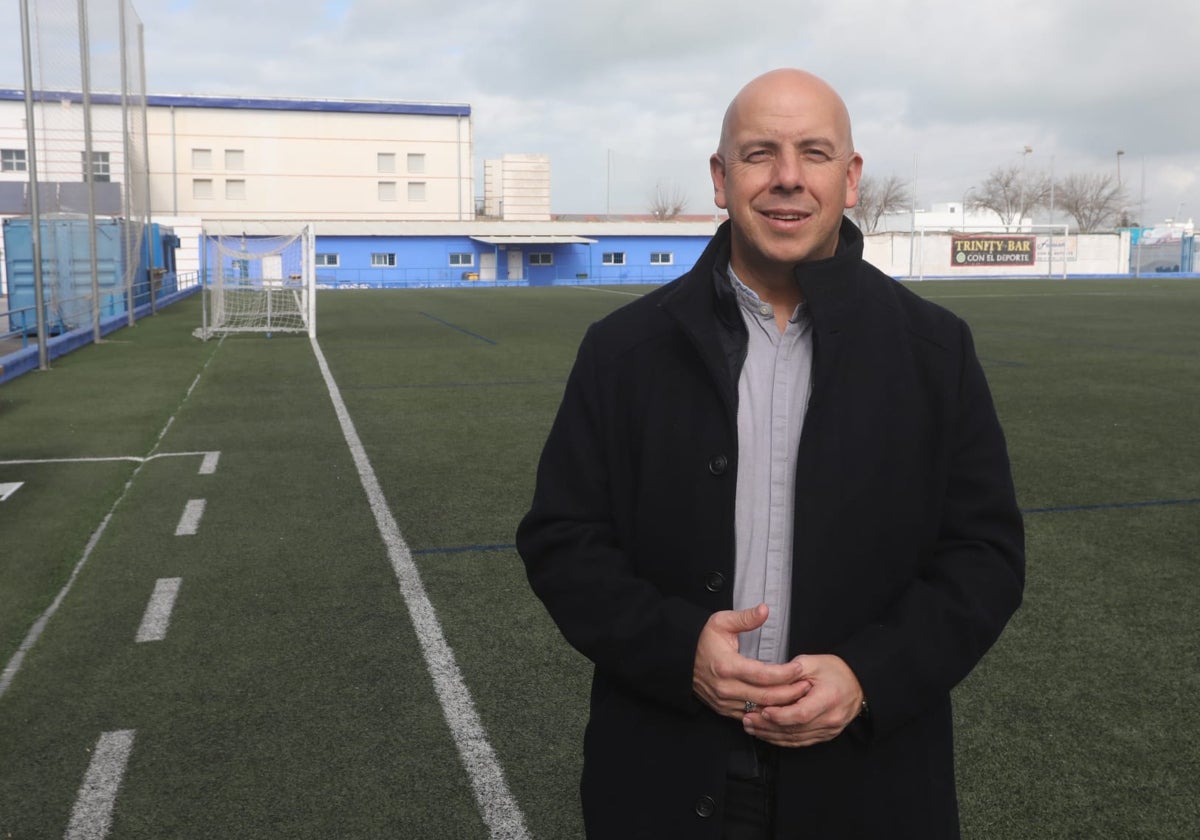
[195,225,316,339]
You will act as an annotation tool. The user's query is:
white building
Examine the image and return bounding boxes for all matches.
[0,90,475,222]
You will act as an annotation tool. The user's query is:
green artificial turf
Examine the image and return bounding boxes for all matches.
[1,280,1198,838]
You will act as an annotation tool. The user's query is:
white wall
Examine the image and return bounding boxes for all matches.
[864,231,1130,278]
[0,95,475,223]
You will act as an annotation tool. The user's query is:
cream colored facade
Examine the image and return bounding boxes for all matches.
[148,95,474,221]
[0,91,475,222]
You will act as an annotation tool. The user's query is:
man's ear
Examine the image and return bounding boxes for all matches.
[844,153,864,210]
[710,154,729,210]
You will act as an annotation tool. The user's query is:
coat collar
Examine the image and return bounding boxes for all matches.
[661,216,867,335]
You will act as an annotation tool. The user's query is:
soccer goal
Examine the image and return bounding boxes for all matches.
[195,224,316,340]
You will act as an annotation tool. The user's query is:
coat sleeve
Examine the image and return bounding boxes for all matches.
[515,325,712,715]
[832,320,1025,739]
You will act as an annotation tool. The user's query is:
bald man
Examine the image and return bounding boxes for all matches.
[518,69,1024,839]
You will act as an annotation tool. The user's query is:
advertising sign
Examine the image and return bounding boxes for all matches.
[951,235,1036,266]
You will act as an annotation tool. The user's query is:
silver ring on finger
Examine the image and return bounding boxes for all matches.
[743,700,757,714]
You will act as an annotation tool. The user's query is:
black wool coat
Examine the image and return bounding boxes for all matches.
[516,218,1025,839]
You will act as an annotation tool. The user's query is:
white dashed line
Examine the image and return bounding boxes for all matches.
[135,578,183,643]
[64,729,136,840]
[174,499,206,536]
[198,451,221,474]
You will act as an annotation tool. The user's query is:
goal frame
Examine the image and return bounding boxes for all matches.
[196,224,316,340]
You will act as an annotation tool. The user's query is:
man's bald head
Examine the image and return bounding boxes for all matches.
[717,69,855,159]
[709,68,864,282]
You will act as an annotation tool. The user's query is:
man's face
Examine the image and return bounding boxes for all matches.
[710,73,863,280]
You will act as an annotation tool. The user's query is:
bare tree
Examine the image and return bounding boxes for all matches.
[969,164,1052,230]
[1055,172,1125,233]
[850,173,911,233]
[648,180,688,219]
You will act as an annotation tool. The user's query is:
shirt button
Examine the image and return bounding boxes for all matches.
[695,795,716,818]
[704,572,725,592]
[759,305,771,317]
[708,454,728,475]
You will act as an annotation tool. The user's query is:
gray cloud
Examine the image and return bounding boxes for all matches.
[2,0,1196,221]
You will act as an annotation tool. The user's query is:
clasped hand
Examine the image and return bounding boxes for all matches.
[692,603,864,748]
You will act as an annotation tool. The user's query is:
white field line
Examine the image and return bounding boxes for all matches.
[0,345,223,701]
[0,451,221,474]
[64,729,136,840]
[135,578,183,643]
[199,451,221,474]
[309,336,531,840]
[174,499,206,536]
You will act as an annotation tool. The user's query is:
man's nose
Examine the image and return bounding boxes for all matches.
[772,150,805,191]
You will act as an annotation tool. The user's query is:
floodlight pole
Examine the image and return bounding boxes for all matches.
[77,0,102,343]
[18,0,48,370]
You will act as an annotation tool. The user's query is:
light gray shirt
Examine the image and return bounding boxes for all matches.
[728,265,814,664]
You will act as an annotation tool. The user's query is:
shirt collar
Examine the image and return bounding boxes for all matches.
[727,263,808,325]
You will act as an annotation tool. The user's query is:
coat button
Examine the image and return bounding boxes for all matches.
[695,795,716,818]
[704,572,725,592]
[708,454,728,475]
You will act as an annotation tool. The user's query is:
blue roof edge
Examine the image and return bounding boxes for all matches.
[0,88,470,117]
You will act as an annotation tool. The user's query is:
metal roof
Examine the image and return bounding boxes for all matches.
[470,235,598,245]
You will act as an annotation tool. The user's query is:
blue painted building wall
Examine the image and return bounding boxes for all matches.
[305,233,714,288]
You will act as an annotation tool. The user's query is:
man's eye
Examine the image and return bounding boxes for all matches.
[745,150,770,162]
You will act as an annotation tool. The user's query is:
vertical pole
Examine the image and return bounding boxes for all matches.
[605,149,612,220]
[18,0,49,370]
[77,0,101,342]
[200,232,209,337]
[1047,155,1055,278]
[1135,155,1145,278]
[907,153,918,279]
[307,224,316,338]
[139,22,155,313]
[120,0,135,325]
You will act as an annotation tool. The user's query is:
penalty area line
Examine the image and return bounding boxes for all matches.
[0,451,221,474]
[309,335,531,840]
[0,351,222,700]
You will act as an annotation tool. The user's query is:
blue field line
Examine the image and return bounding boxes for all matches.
[419,311,498,345]
[413,497,1200,557]
[345,377,563,391]
[1022,497,1200,515]
[414,543,516,556]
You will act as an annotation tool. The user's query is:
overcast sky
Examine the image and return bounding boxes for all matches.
[5,0,1198,224]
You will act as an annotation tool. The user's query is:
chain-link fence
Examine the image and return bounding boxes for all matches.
[9,0,149,370]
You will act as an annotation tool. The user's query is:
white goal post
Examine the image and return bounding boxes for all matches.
[914,224,1070,281]
[195,224,316,339]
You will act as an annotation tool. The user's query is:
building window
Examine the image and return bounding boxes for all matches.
[378,181,397,201]
[225,149,245,170]
[378,152,396,173]
[371,253,396,267]
[316,253,340,267]
[82,151,110,182]
[530,252,553,266]
[1,149,27,172]
[602,252,626,265]
[650,252,674,265]
[192,178,213,199]
[407,153,426,173]
[225,179,246,200]
[230,259,250,279]
[192,148,212,169]
[449,253,474,267]
[408,181,426,202]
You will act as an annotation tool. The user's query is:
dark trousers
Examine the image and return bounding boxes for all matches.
[723,735,776,840]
